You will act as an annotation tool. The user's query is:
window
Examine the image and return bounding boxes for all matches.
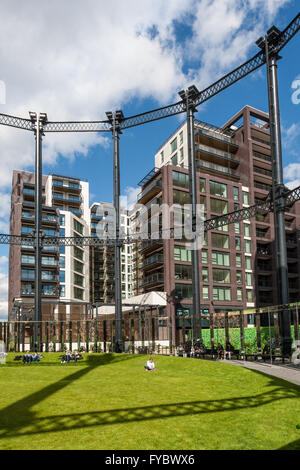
[179,131,183,145]
[41,270,55,281]
[243,191,249,205]
[211,233,229,249]
[172,171,189,189]
[74,259,84,274]
[203,286,209,299]
[42,256,56,266]
[212,251,230,266]
[245,256,252,270]
[21,226,33,234]
[175,264,192,280]
[234,203,240,212]
[21,255,35,264]
[234,222,240,234]
[60,285,65,297]
[212,269,230,284]
[42,285,56,296]
[237,288,243,301]
[73,219,84,235]
[59,246,65,255]
[244,239,251,253]
[210,198,228,214]
[246,290,253,302]
[74,246,84,261]
[244,224,250,237]
[174,246,191,262]
[160,150,164,164]
[235,237,241,250]
[173,189,190,205]
[200,178,206,193]
[74,273,84,287]
[180,148,184,161]
[59,214,65,226]
[213,287,231,301]
[202,250,208,264]
[202,268,208,282]
[175,283,193,299]
[210,181,227,198]
[59,256,65,268]
[170,137,177,153]
[233,187,239,201]
[21,269,35,280]
[171,153,178,166]
[74,287,84,300]
[236,271,242,284]
[218,224,228,232]
[246,273,252,286]
[59,271,65,282]
[236,254,242,268]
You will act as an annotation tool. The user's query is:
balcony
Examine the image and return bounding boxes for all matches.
[196,159,238,178]
[254,182,272,193]
[253,166,272,179]
[138,239,163,254]
[196,143,239,167]
[138,179,162,205]
[141,253,164,270]
[141,273,164,287]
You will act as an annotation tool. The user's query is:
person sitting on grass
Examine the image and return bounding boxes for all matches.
[144,357,157,371]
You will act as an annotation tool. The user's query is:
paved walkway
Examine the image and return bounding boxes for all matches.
[218,359,300,386]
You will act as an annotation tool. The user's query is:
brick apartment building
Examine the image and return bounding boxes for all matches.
[135,105,300,344]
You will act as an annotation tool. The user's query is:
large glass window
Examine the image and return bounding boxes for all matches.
[42,270,56,281]
[171,153,178,166]
[21,269,34,280]
[174,246,192,262]
[210,198,228,214]
[172,171,189,189]
[211,233,229,249]
[233,186,239,201]
[212,251,230,266]
[237,288,243,301]
[59,256,65,268]
[213,287,231,301]
[246,290,253,302]
[212,269,230,284]
[175,283,193,299]
[173,189,190,205]
[236,271,242,284]
[202,268,208,282]
[21,254,35,264]
[210,181,227,198]
[59,214,65,226]
[42,256,56,266]
[174,264,192,280]
[246,273,252,286]
[234,222,240,234]
[235,237,241,251]
[42,285,56,296]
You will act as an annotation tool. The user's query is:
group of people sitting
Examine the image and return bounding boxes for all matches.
[15,352,43,364]
[216,342,235,360]
[176,340,236,360]
[59,351,83,363]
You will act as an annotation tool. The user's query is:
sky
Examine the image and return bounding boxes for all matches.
[0,0,299,320]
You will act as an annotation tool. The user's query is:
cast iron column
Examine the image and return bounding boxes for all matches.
[106,110,124,353]
[30,112,47,352]
[264,30,291,356]
[179,86,201,343]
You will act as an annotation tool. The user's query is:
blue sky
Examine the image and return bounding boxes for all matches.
[0,0,299,319]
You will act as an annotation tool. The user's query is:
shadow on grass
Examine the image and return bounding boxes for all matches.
[277,438,300,450]
[0,371,299,440]
[0,353,137,438]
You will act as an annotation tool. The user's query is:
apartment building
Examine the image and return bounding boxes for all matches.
[9,171,90,320]
[90,202,133,303]
[136,105,300,344]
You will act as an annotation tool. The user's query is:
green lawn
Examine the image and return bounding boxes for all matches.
[0,353,299,450]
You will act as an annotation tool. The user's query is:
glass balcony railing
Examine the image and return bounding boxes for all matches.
[196,143,238,162]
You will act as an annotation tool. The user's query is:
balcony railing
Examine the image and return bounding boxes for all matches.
[141,273,164,286]
[141,254,164,269]
[196,159,238,177]
[196,143,238,162]
[138,179,162,202]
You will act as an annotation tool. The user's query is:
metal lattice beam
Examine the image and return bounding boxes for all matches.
[0,113,33,131]
[43,121,111,133]
[1,185,299,247]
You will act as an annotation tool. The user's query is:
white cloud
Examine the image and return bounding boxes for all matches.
[120,186,141,210]
[284,163,300,190]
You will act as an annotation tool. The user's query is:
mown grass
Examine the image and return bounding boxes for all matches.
[0,353,300,450]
